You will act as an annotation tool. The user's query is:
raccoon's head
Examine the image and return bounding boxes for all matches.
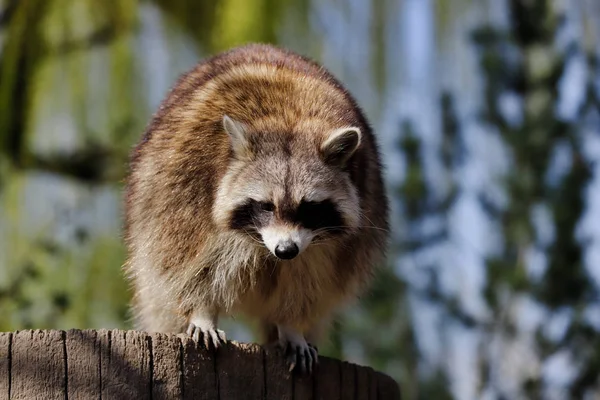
[213,115,362,260]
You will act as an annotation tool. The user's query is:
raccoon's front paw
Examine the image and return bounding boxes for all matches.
[186,323,227,350]
[279,337,319,374]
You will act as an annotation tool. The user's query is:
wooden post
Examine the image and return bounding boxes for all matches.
[0,329,400,399]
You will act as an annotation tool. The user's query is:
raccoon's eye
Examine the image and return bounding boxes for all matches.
[295,199,345,233]
[258,202,275,212]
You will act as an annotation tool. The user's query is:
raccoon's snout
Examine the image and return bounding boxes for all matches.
[260,225,313,260]
[274,241,299,260]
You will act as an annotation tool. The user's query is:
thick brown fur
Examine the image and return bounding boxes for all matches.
[124,43,389,345]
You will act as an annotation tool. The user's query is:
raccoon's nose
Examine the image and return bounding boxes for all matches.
[274,241,299,260]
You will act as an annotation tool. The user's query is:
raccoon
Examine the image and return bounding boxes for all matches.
[124,43,389,373]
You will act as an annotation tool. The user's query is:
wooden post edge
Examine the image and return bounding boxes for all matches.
[0,329,400,399]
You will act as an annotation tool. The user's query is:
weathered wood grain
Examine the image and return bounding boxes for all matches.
[65,329,101,398]
[355,363,375,400]
[11,330,65,400]
[0,329,400,399]
[341,361,358,400]
[377,371,401,400]
[151,332,183,399]
[294,368,315,400]
[315,356,341,399]
[179,334,218,400]
[217,342,265,399]
[99,329,152,399]
[0,332,10,400]
[264,345,293,400]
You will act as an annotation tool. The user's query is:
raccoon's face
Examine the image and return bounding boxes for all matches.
[213,115,362,260]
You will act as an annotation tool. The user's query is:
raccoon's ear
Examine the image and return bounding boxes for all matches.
[223,115,252,159]
[320,127,361,166]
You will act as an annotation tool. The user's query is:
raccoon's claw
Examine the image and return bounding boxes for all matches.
[281,340,319,375]
[186,323,227,350]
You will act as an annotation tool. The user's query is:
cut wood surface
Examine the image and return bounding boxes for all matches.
[0,329,400,400]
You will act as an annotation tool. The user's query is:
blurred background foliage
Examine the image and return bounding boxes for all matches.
[1,0,600,398]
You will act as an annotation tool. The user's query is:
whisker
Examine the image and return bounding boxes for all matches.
[358,212,389,232]
[354,225,390,232]
[312,225,390,233]
[242,228,265,245]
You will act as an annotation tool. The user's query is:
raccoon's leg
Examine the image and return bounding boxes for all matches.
[276,325,318,374]
[186,307,227,350]
[134,303,187,333]
[131,282,188,333]
[259,321,279,345]
[305,318,331,349]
